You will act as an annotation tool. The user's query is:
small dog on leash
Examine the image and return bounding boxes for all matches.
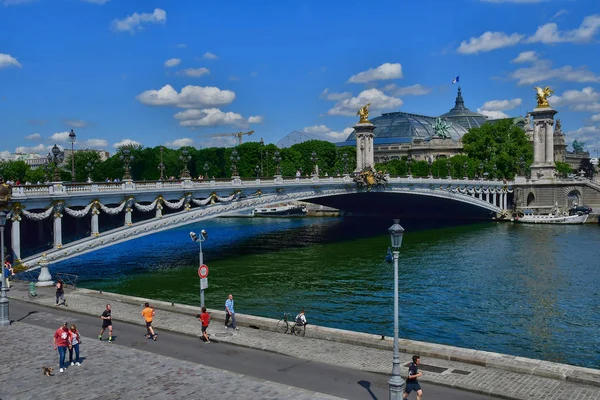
[43,366,54,376]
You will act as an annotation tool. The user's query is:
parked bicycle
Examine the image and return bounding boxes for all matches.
[277,312,306,337]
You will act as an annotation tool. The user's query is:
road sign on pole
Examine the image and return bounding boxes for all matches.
[198,264,209,279]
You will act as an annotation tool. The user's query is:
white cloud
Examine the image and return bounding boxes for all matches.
[15,144,51,154]
[164,58,181,68]
[1,0,38,5]
[64,119,89,128]
[320,88,352,101]
[302,125,353,142]
[174,108,246,128]
[176,43,187,48]
[527,14,600,44]
[477,98,521,120]
[549,87,600,108]
[457,31,523,54]
[327,88,403,116]
[165,138,194,148]
[180,67,210,77]
[478,110,510,119]
[113,139,142,149]
[510,59,600,85]
[382,83,432,96]
[203,52,218,60]
[511,51,538,63]
[248,116,264,124]
[0,151,11,159]
[49,131,71,143]
[81,0,110,4]
[590,114,600,122]
[480,0,548,3]
[111,8,166,33]
[348,63,403,83]
[79,139,108,149]
[25,133,41,141]
[551,9,568,21]
[0,53,21,69]
[136,84,236,108]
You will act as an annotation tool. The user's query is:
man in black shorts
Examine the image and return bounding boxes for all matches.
[403,355,423,399]
[98,304,114,342]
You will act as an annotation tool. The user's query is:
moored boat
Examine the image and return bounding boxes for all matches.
[254,204,307,217]
[515,212,588,224]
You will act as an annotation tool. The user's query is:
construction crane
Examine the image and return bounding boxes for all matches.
[198,130,254,146]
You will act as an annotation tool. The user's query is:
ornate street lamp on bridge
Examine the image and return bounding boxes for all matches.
[69,129,76,182]
[230,149,240,178]
[255,165,260,178]
[311,151,319,177]
[342,153,349,176]
[273,151,282,177]
[158,147,166,181]
[47,144,65,182]
[85,161,94,183]
[446,159,452,179]
[387,219,405,399]
[203,162,210,179]
[120,149,134,181]
[179,149,192,179]
[259,138,265,175]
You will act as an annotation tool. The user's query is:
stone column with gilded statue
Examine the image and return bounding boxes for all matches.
[530,86,558,180]
[53,201,65,248]
[10,204,22,262]
[354,103,375,172]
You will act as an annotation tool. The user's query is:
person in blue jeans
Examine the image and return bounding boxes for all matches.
[53,322,71,373]
[224,294,239,330]
[68,324,82,366]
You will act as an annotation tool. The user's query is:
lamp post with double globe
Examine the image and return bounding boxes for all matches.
[387,219,405,399]
[120,149,134,181]
[69,129,76,182]
[48,144,65,182]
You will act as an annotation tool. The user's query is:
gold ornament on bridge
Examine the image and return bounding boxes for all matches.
[534,86,554,108]
[357,103,371,124]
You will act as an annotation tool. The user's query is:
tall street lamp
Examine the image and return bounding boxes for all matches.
[0,179,11,327]
[85,161,94,183]
[189,229,208,308]
[342,153,349,176]
[69,129,76,182]
[203,162,210,179]
[311,151,319,177]
[273,151,282,176]
[387,219,405,398]
[255,165,260,178]
[259,138,265,175]
[158,147,166,181]
[179,149,192,179]
[446,159,452,179]
[230,149,240,177]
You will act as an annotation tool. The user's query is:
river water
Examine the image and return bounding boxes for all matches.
[53,217,600,369]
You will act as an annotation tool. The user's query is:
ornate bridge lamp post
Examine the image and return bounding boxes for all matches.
[427,158,433,178]
[230,149,240,178]
[463,161,469,179]
[43,163,50,183]
[311,151,319,177]
[158,147,166,181]
[120,149,134,181]
[342,153,349,176]
[259,137,265,175]
[273,151,282,177]
[387,219,405,399]
[406,157,413,177]
[179,149,192,179]
[69,129,76,182]
[478,162,484,180]
[255,165,260,178]
[48,144,65,182]
[446,159,452,179]
[0,179,11,327]
[85,161,94,183]
[203,162,210,179]
[492,164,498,180]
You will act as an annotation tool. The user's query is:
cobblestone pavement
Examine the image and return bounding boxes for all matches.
[9,283,600,400]
[0,322,341,400]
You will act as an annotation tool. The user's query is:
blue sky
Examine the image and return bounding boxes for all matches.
[1,0,599,157]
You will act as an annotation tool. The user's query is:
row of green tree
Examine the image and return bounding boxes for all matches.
[0,120,588,182]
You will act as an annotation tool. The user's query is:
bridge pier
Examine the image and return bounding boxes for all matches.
[91,203,100,236]
[11,207,21,262]
[53,206,63,249]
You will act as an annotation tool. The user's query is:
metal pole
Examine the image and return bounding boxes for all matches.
[199,238,204,309]
[388,249,403,399]
[0,214,9,327]
[71,141,75,182]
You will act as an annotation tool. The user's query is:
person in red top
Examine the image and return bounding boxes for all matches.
[198,306,210,343]
[53,322,71,373]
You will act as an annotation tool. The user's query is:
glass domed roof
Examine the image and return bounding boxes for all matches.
[343,112,468,145]
[439,87,488,130]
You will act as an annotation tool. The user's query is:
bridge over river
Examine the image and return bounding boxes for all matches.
[5,175,510,275]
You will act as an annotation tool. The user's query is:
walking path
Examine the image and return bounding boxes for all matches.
[8,282,600,400]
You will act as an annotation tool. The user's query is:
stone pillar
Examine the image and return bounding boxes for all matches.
[53,203,64,249]
[503,191,508,210]
[36,253,54,287]
[125,206,132,227]
[91,202,100,237]
[156,199,163,219]
[484,190,489,203]
[530,107,558,180]
[353,122,375,173]
[10,205,22,262]
[494,192,499,207]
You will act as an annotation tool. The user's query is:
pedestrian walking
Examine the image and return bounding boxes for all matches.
[55,279,67,306]
[68,324,82,366]
[3,257,13,289]
[403,355,423,400]
[198,306,210,343]
[224,294,238,330]
[142,302,157,341]
[53,322,71,373]
[98,304,114,342]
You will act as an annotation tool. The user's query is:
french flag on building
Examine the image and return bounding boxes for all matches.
[452,76,460,84]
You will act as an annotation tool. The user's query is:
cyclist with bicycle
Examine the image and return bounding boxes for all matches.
[295,310,307,327]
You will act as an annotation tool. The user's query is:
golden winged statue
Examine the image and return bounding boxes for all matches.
[357,103,371,123]
[534,86,554,108]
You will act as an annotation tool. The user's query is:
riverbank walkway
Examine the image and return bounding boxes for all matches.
[7,282,600,400]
